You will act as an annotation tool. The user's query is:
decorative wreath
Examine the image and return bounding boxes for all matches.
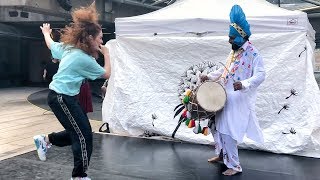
[173,61,221,136]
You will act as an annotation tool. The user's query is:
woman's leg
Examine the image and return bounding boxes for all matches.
[47,91,93,178]
[48,130,71,147]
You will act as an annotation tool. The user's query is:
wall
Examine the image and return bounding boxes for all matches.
[309,17,320,72]
[0,35,21,87]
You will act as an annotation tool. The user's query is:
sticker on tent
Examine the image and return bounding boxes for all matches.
[287,18,298,25]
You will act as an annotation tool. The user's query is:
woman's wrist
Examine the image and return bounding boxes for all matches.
[43,32,51,36]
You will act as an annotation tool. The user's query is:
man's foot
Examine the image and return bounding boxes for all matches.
[33,134,50,161]
[222,168,241,176]
[207,156,222,163]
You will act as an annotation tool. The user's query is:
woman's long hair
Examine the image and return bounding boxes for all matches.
[60,2,102,58]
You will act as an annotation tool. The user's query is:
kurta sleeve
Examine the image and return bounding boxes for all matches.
[241,55,266,92]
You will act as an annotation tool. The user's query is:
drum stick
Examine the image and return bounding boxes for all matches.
[219,62,235,82]
[219,62,230,74]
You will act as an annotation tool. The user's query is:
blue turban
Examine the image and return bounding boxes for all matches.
[229,5,251,47]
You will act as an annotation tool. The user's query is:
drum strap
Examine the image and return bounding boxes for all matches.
[221,49,244,83]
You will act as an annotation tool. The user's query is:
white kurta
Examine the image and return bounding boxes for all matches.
[208,41,266,143]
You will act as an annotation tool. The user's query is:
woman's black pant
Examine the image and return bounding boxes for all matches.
[47,90,92,178]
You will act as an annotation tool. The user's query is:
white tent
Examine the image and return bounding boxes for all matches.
[103,0,320,158]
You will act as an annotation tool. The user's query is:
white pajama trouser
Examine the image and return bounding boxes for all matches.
[212,130,242,172]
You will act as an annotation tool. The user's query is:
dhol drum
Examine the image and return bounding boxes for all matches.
[171,81,226,138]
[190,81,226,116]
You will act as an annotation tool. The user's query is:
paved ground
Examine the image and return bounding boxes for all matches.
[0,87,103,161]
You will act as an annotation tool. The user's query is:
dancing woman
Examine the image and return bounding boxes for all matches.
[33,3,111,179]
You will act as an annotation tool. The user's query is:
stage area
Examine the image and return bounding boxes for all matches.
[0,133,319,180]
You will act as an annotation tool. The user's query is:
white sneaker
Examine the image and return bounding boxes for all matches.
[33,134,50,161]
[70,177,91,180]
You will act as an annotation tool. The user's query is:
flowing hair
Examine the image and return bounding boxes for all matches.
[60,2,102,58]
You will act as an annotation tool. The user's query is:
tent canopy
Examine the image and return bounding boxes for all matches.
[104,0,320,158]
[115,0,314,36]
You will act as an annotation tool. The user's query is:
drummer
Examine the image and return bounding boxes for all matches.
[201,5,266,176]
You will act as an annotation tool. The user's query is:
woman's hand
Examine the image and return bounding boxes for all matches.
[40,23,52,36]
[99,45,109,57]
[100,44,111,79]
[40,23,54,49]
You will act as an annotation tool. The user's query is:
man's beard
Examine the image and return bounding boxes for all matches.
[231,43,241,50]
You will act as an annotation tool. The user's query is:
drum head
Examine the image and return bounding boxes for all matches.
[196,82,226,112]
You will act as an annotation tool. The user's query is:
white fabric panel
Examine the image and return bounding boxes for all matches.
[103,31,320,157]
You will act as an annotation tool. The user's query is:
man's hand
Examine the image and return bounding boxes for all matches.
[233,81,243,91]
[43,69,47,80]
[200,75,209,82]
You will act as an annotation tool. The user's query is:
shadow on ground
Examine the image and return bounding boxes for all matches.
[27,88,103,121]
